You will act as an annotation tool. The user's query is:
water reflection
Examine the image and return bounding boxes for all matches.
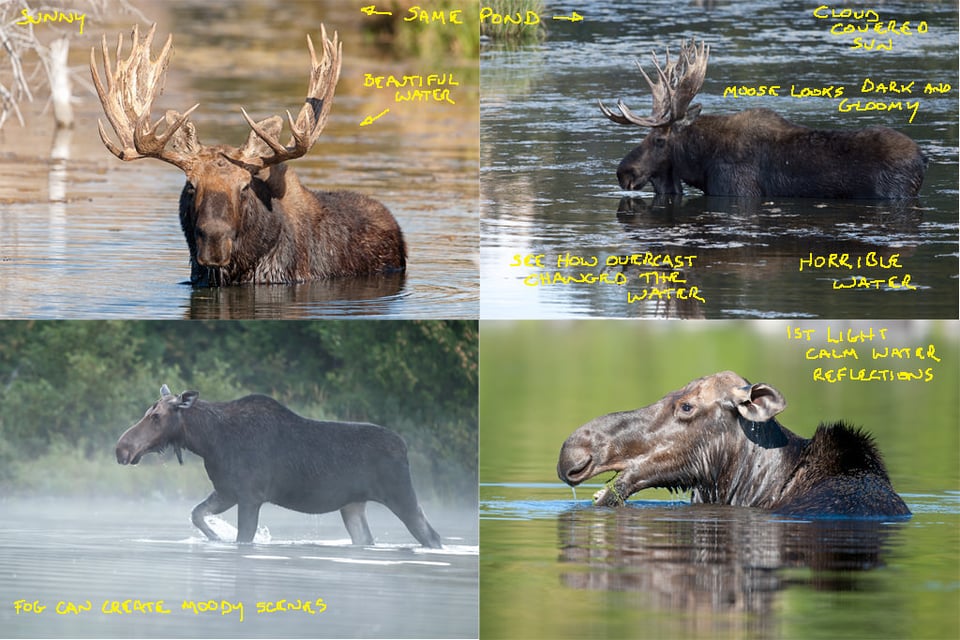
[185,274,407,319]
[557,503,904,635]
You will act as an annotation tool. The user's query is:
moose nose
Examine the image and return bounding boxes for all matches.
[557,449,593,486]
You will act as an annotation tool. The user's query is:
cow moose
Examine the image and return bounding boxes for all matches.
[599,40,926,198]
[557,371,910,517]
[91,25,405,286]
[116,386,443,548]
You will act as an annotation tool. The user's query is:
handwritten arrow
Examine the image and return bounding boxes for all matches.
[360,108,390,127]
[552,11,583,22]
[360,5,392,16]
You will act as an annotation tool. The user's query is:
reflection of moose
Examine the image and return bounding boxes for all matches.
[558,371,910,517]
[599,40,926,198]
[116,386,442,547]
[557,504,903,636]
[91,25,405,286]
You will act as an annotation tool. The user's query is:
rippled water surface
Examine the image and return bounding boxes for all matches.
[1,498,477,638]
[480,484,959,640]
[481,0,958,318]
[0,0,478,318]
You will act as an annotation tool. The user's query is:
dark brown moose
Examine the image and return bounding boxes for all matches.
[599,40,926,198]
[91,25,405,286]
[557,371,910,517]
[116,386,442,547]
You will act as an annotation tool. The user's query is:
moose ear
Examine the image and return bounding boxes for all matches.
[731,382,786,422]
[674,103,702,130]
[178,390,199,409]
[239,115,284,160]
[160,384,171,397]
[165,110,201,156]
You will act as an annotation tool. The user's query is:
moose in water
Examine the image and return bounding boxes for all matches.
[116,386,443,548]
[557,371,910,517]
[91,25,405,286]
[599,40,926,199]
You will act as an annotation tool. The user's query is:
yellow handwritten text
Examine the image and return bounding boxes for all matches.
[785,325,942,382]
[13,600,47,614]
[405,6,464,24]
[256,598,327,615]
[480,7,541,26]
[15,8,86,34]
[181,599,245,623]
[363,73,459,105]
[798,252,902,271]
[101,599,170,615]
[812,5,929,51]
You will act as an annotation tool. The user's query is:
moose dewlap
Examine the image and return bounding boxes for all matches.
[557,370,910,517]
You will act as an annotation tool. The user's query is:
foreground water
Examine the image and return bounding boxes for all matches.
[0,498,477,638]
[481,0,959,318]
[480,483,959,640]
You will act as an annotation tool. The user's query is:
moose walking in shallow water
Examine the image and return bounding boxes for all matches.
[91,25,405,286]
[599,40,926,198]
[116,386,443,547]
[557,371,910,517]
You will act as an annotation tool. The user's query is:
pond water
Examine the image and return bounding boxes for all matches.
[480,484,959,640]
[0,497,478,638]
[481,0,959,318]
[0,0,478,319]
[479,319,959,639]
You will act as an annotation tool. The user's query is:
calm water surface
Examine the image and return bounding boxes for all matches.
[481,0,959,318]
[480,484,959,640]
[1,498,478,638]
[0,0,478,319]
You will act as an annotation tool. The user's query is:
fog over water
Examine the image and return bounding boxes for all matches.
[1,497,478,638]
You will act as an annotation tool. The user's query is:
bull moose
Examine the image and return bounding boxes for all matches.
[116,386,443,547]
[91,25,405,286]
[557,371,910,517]
[599,40,926,198]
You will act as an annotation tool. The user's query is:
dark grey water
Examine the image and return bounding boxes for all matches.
[481,0,959,318]
[480,483,959,639]
[0,498,477,638]
[0,0,478,319]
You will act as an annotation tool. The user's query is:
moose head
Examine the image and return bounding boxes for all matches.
[599,40,710,194]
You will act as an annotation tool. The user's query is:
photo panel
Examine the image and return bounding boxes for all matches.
[0,319,478,638]
[481,2,958,319]
[480,319,958,639]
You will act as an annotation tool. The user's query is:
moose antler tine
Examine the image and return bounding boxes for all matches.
[91,25,199,168]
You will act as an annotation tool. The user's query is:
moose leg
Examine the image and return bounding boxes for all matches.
[382,485,443,549]
[339,502,374,545]
[395,504,443,549]
[236,502,263,543]
[191,491,236,541]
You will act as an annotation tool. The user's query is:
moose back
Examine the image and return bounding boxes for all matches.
[91,25,405,286]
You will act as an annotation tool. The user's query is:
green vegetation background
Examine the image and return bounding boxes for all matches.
[0,320,477,502]
[480,320,959,495]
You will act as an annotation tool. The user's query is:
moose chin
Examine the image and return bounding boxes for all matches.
[558,371,911,518]
[91,25,405,287]
[599,40,926,199]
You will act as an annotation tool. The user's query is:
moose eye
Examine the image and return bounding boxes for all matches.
[654,137,667,149]
[679,402,694,414]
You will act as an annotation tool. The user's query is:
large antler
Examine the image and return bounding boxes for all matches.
[90,24,199,169]
[239,25,342,169]
[599,39,709,128]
